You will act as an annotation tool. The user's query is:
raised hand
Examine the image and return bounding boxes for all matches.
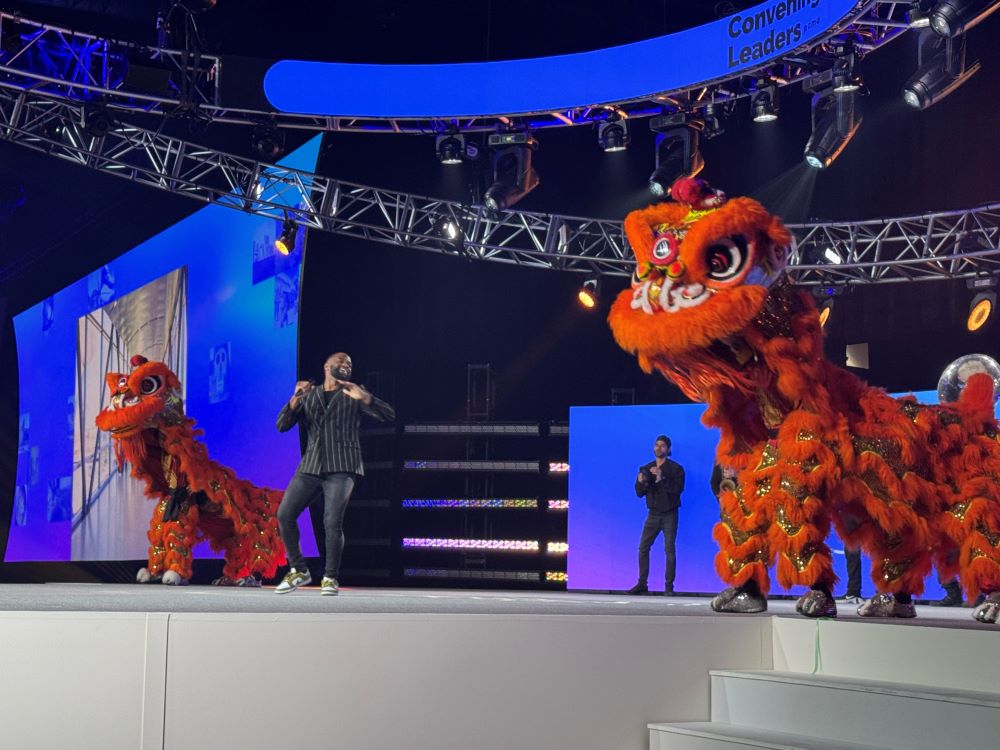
[290,380,313,407]
[340,381,372,404]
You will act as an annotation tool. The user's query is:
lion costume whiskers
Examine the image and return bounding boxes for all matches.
[608,178,1000,622]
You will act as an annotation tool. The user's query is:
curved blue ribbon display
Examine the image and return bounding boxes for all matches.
[264,0,856,118]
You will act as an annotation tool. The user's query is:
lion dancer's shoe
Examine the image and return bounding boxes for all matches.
[711,580,768,613]
[795,587,838,618]
[972,592,1000,623]
[858,592,916,618]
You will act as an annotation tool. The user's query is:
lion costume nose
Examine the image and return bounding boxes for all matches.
[666,260,686,280]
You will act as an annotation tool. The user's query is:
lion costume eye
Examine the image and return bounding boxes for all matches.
[139,376,162,395]
[705,235,750,283]
[652,237,675,262]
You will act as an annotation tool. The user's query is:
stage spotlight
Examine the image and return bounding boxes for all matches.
[823,247,844,264]
[818,300,834,327]
[441,219,459,240]
[252,121,285,161]
[275,218,298,255]
[597,119,629,152]
[578,278,599,309]
[832,43,863,93]
[803,90,862,169]
[966,276,997,331]
[701,103,726,139]
[751,81,779,122]
[41,118,65,141]
[902,30,979,110]
[82,101,114,137]
[968,292,995,331]
[908,1,933,26]
[648,118,703,196]
[435,133,478,164]
[929,0,1000,37]
[484,132,539,213]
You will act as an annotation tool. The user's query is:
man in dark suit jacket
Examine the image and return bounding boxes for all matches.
[274,352,394,595]
[627,435,685,596]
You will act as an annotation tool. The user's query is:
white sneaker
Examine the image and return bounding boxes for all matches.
[320,577,339,596]
[275,568,312,594]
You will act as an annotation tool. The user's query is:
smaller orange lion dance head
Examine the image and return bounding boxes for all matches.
[95,355,184,468]
[608,177,793,401]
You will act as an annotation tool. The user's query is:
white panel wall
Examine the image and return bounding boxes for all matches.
[161,613,771,750]
[0,611,167,750]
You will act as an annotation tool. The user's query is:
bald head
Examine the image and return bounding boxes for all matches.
[324,352,353,383]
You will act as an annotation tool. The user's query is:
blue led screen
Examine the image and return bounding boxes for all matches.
[7,138,322,562]
[568,392,1000,597]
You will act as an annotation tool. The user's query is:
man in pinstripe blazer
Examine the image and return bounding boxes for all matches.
[274,352,395,595]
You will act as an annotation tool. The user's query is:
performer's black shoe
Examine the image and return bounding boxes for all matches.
[626,582,648,595]
[662,589,676,597]
[930,582,963,607]
[837,593,862,605]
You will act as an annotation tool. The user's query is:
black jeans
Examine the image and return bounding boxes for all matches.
[277,472,355,579]
[638,509,679,591]
[845,546,862,597]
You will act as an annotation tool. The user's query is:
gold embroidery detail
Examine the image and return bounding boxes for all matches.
[757,443,778,470]
[727,548,768,574]
[775,506,802,536]
[976,522,1000,547]
[880,558,912,582]
[947,499,971,522]
[784,543,821,572]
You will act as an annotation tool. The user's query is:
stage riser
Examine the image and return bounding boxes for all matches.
[771,617,1000,694]
[649,729,769,750]
[649,722,875,750]
[0,611,770,750]
[710,672,1000,750]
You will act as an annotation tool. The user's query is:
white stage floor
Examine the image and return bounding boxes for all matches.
[0,583,992,628]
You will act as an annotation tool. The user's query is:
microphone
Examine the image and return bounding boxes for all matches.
[294,381,316,398]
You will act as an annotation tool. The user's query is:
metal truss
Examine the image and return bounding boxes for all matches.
[1,83,998,288]
[0,3,913,134]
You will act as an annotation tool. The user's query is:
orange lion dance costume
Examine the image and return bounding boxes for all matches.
[95,355,286,585]
[608,177,1000,623]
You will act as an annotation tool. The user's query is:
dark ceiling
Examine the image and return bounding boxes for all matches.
[1,0,999,395]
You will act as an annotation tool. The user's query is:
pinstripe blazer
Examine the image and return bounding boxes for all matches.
[276,385,394,476]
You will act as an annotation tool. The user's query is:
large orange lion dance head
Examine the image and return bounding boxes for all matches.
[609,177,797,403]
[95,355,184,468]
